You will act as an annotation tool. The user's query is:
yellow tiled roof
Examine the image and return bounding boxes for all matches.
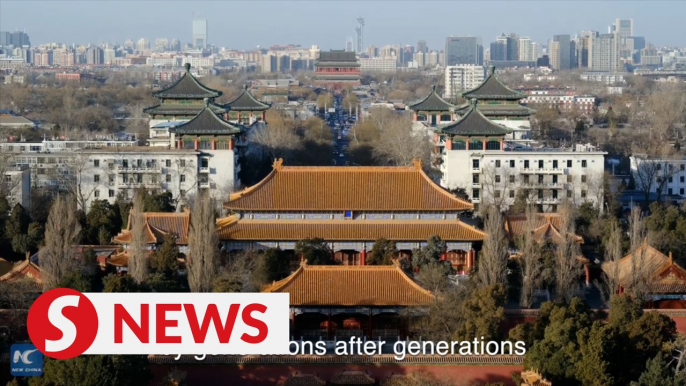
[262,263,434,306]
[113,210,190,245]
[504,213,583,244]
[216,216,486,242]
[225,159,473,211]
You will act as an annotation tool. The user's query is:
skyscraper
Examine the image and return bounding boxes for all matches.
[490,34,507,61]
[517,37,534,61]
[416,40,428,54]
[506,33,519,61]
[355,17,365,53]
[551,34,571,70]
[445,36,482,66]
[610,19,633,38]
[192,18,208,48]
[588,33,620,71]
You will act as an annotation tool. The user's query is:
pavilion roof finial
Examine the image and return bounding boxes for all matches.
[184,62,191,71]
[489,65,496,75]
[431,84,436,92]
[471,98,478,108]
[244,84,248,91]
[669,251,674,265]
[203,97,209,107]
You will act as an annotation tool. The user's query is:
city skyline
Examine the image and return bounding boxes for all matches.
[1,1,685,50]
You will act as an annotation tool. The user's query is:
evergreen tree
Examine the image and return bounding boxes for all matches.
[631,354,685,386]
[254,248,290,284]
[368,238,397,265]
[411,235,446,269]
[295,238,334,265]
[58,271,94,292]
[452,284,506,342]
[5,204,30,241]
[149,234,179,277]
[85,200,118,245]
[102,274,139,293]
[36,355,151,386]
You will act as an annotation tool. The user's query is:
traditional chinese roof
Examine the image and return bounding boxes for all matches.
[169,104,243,135]
[462,66,526,100]
[152,63,222,99]
[315,50,360,68]
[436,100,511,136]
[504,213,584,244]
[602,240,686,294]
[113,211,190,245]
[330,370,375,385]
[143,101,226,116]
[216,216,486,242]
[408,85,456,112]
[226,159,472,211]
[224,85,271,112]
[262,263,434,306]
[281,373,326,386]
[0,259,44,290]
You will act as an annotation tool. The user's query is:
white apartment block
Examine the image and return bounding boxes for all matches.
[630,155,686,199]
[444,65,485,100]
[434,106,606,213]
[359,57,397,73]
[521,90,596,113]
[580,72,625,84]
[518,37,535,62]
[2,166,30,208]
[589,33,621,71]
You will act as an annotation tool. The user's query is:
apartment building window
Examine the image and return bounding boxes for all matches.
[495,160,501,168]
[4,175,12,183]
[509,175,515,183]
[582,160,587,168]
[495,190,501,198]
[495,175,501,183]
[524,160,530,169]
[538,190,543,199]
[472,174,479,184]
[681,188,685,195]
[668,188,673,195]
[567,160,572,168]
[681,176,685,183]
[538,160,544,169]
[553,160,558,169]
[151,176,157,184]
[581,175,587,183]
[180,175,186,182]
[94,190,100,198]
[567,175,573,183]
[509,160,515,168]
[523,175,530,184]
[552,175,558,184]
[681,164,685,171]
[552,190,558,199]
[581,190,587,198]
[567,190,573,198]
[122,160,128,168]
[94,160,100,167]
[166,174,171,182]
[180,160,186,168]
[472,159,479,169]
[551,205,557,212]
[472,189,480,199]
[137,159,142,167]
[136,174,142,183]
[509,190,515,198]
[109,175,114,183]
[109,190,115,198]
[94,175,100,183]
[538,175,544,183]
[166,159,171,167]
[668,177,673,183]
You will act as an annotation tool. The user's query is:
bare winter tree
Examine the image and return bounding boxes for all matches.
[599,219,623,302]
[187,191,219,292]
[480,164,518,213]
[519,205,543,308]
[39,194,82,290]
[476,205,509,288]
[632,153,684,204]
[127,191,148,284]
[625,207,652,302]
[554,204,582,303]
[372,112,432,167]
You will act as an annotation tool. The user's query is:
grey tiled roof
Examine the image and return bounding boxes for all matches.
[455,103,535,116]
[224,87,270,111]
[170,106,243,135]
[143,102,227,116]
[153,63,222,99]
[462,67,526,100]
[408,85,456,112]
[437,101,511,136]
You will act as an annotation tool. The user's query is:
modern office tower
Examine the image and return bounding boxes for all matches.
[192,18,208,48]
[416,40,428,54]
[506,33,519,60]
[490,34,507,61]
[345,37,354,52]
[170,38,181,52]
[0,31,10,46]
[589,33,621,71]
[0,31,30,47]
[86,46,104,65]
[550,34,571,70]
[517,37,534,61]
[445,36,482,66]
[355,17,365,53]
[103,48,116,65]
[610,18,634,38]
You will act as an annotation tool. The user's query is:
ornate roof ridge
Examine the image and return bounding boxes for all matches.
[152,63,222,99]
[461,67,526,100]
[223,86,271,111]
[436,102,510,136]
[407,85,456,111]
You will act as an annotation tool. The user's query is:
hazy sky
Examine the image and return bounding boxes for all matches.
[1,1,685,49]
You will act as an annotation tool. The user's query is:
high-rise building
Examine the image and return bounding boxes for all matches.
[416,40,428,54]
[137,38,150,52]
[551,34,571,70]
[517,37,534,61]
[445,36,482,66]
[0,31,11,46]
[506,33,519,61]
[444,64,485,100]
[610,18,634,38]
[589,33,621,71]
[192,18,208,48]
[154,38,169,52]
[355,17,365,53]
[490,34,507,61]
[345,37,354,52]
[170,38,181,52]
[0,31,30,47]
[86,46,104,65]
[104,48,116,65]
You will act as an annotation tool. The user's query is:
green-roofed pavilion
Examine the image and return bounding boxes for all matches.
[407,85,457,126]
[461,66,526,100]
[170,103,244,151]
[223,85,271,124]
[435,99,510,152]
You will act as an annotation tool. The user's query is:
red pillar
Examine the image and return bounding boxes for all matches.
[236,112,241,122]
[482,140,487,151]
[466,140,470,150]
[440,253,447,261]
[193,139,198,150]
[500,139,504,150]
[360,249,367,266]
[224,112,229,120]
[413,113,418,121]
[211,139,216,150]
[445,139,452,150]
[261,111,266,121]
[176,139,182,149]
[228,138,235,150]
[584,265,590,285]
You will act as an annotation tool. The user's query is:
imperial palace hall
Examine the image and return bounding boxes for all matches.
[217,159,486,273]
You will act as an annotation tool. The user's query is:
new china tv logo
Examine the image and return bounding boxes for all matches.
[27,288,290,359]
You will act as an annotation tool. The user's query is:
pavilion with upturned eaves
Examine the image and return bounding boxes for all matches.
[457,66,535,142]
[435,99,511,153]
[223,85,271,125]
[407,85,459,127]
[218,159,485,273]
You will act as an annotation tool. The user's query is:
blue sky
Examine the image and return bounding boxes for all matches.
[1,1,684,49]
